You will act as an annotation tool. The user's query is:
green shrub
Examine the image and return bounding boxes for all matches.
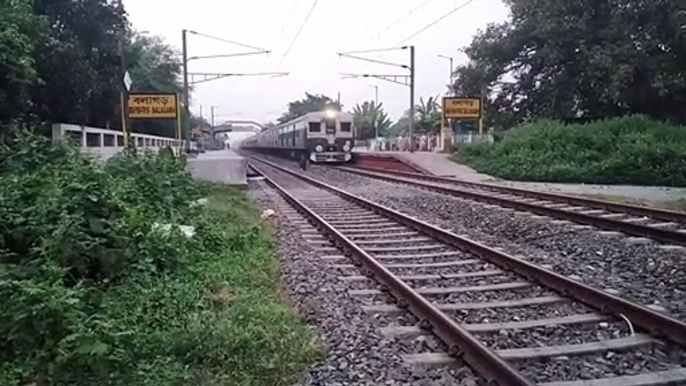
[457,115,686,186]
[0,130,317,385]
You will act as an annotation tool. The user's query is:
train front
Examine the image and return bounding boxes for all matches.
[306,110,354,163]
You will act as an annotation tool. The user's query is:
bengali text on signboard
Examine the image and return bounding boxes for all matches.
[128,93,178,119]
[443,97,483,119]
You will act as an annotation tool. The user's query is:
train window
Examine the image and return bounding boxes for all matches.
[309,122,321,132]
[340,122,352,132]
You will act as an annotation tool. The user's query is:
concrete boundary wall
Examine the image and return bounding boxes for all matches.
[52,124,247,187]
[52,123,180,160]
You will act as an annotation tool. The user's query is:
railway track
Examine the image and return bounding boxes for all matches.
[249,155,686,386]
[337,165,686,248]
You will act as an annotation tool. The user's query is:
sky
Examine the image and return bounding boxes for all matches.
[124,0,510,125]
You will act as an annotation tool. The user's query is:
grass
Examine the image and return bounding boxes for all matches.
[456,115,686,187]
[93,186,321,386]
[0,129,319,386]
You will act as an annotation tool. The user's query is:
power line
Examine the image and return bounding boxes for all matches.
[271,0,304,48]
[339,47,406,55]
[398,0,476,45]
[277,0,320,69]
[187,30,268,52]
[379,0,435,34]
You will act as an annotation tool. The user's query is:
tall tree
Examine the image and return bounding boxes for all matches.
[0,0,44,128]
[31,0,125,128]
[352,101,392,140]
[127,33,182,94]
[453,0,686,128]
[278,93,341,123]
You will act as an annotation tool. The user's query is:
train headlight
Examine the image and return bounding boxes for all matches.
[324,109,337,119]
[315,145,324,153]
[343,144,351,152]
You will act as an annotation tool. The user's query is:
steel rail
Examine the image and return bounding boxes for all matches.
[345,165,686,224]
[252,156,686,348]
[338,166,686,246]
[249,161,535,386]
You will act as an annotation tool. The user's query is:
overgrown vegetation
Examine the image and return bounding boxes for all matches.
[457,116,686,186]
[0,131,317,385]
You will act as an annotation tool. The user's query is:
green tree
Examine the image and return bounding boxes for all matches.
[127,33,182,94]
[352,101,392,140]
[453,0,686,127]
[30,0,126,128]
[415,96,441,134]
[278,93,341,123]
[0,0,44,128]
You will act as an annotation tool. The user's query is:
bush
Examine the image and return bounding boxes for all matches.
[457,115,686,186]
[0,130,317,385]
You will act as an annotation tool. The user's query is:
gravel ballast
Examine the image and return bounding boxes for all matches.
[247,177,480,385]
[245,157,686,384]
[297,163,686,320]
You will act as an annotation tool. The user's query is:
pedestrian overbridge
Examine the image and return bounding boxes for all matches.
[205,120,263,136]
[207,120,263,149]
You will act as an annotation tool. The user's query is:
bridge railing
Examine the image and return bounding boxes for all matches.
[52,124,181,159]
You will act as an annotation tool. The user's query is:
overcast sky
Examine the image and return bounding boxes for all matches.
[124,0,509,124]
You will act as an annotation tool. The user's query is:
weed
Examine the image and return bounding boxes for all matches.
[0,130,318,385]
[457,115,686,186]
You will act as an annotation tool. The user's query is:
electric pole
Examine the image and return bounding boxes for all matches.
[118,0,131,149]
[409,46,415,152]
[438,54,454,95]
[339,45,415,151]
[369,85,379,106]
[368,85,379,141]
[180,29,274,154]
[182,29,190,153]
[211,106,216,147]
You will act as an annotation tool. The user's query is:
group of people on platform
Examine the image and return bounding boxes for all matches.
[373,133,440,152]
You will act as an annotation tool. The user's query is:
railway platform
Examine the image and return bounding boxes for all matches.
[353,150,494,182]
[352,150,686,203]
[187,149,247,188]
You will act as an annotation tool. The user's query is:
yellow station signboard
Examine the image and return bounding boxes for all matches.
[128,93,179,119]
[443,97,483,119]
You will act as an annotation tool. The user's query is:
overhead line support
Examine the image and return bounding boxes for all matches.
[339,45,416,152]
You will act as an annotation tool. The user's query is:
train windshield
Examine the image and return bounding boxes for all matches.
[309,122,321,132]
[325,119,336,134]
[340,122,351,132]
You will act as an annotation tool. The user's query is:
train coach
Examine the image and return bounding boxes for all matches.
[242,110,355,163]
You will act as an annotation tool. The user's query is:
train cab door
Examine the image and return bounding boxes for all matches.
[324,118,336,149]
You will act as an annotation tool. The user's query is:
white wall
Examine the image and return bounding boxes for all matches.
[52,124,181,160]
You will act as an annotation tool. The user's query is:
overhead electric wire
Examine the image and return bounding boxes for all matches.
[398,0,476,44]
[270,0,304,48]
[277,0,320,69]
[380,0,435,33]
[338,47,406,55]
[187,30,268,52]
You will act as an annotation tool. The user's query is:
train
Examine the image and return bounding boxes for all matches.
[241,110,355,163]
